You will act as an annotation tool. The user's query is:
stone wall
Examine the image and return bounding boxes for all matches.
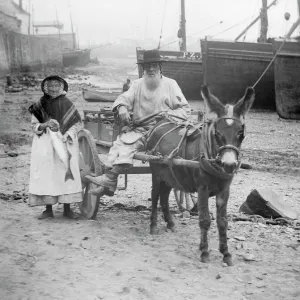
[0,26,64,76]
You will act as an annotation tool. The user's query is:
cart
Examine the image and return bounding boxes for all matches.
[78,108,202,219]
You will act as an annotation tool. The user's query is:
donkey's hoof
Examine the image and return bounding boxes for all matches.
[200,252,210,263]
[167,224,176,232]
[223,253,233,266]
[150,226,159,235]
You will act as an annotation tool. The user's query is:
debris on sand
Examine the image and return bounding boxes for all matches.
[239,188,298,220]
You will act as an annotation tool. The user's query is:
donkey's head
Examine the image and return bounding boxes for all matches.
[201,85,255,174]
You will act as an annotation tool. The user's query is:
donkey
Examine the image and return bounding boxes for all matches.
[146,85,255,266]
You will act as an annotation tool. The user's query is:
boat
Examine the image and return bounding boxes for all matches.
[82,88,121,102]
[136,0,203,100]
[63,48,91,67]
[200,38,276,110]
[272,23,300,119]
[200,0,280,110]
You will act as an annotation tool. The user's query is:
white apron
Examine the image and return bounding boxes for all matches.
[28,128,82,206]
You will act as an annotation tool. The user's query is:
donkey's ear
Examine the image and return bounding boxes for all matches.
[234,87,255,118]
[201,85,225,117]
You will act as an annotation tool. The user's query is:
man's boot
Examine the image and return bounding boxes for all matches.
[85,164,132,196]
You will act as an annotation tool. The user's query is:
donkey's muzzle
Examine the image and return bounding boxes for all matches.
[219,148,239,174]
[222,161,238,174]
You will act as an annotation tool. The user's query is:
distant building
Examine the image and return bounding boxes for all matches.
[0,0,30,34]
[12,0,30,34]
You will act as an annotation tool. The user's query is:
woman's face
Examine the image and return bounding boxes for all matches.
[45,80,64,98]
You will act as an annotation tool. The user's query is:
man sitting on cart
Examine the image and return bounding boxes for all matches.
[86,49,191,196]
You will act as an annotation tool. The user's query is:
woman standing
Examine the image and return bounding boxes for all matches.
[28,75,82,219]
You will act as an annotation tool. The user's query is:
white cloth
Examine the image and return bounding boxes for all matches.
[28,115,83,206]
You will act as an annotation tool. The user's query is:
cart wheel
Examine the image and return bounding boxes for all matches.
[78,129,103,219]
[173,189,198,214]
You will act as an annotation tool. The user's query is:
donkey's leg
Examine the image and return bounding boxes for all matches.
[198,186,211,263]
[216,189,232,266]
[150,174,160,235]
[159,181,174,232]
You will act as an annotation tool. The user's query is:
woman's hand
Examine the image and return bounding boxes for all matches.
[38,122,48,131]
[48,119,60,132]
[38,119,59,131]
[118,106,131,125]
[61,132,73,144]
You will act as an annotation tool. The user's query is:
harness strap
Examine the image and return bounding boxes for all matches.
[199,156,234,180]
[218,144,240,153]
[202,121,214,160]
[147,122,181,155]
[167,126,189,191]
[200,120,239,179]
[147,120,193,191]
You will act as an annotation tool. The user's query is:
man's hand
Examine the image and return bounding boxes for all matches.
[118,106,131,124]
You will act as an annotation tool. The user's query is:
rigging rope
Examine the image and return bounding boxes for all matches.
[157,0,168,50]
[212,18,250,38]
[160,21,223,50]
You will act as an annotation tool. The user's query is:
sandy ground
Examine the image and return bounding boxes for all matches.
[1,59,300,300]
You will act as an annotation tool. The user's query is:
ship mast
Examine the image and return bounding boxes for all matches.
[235,0,277,42]
[259,0,268,43]
[179,0,187,52]
[68,1,76,50]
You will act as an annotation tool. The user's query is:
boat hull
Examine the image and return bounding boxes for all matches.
[273,39,300,120]
[63,49,91,67]
[201,39,275,110]
[136,48,203,100]
[82,88,120,102]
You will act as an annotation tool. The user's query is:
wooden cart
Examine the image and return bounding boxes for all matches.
[78,108,200,219]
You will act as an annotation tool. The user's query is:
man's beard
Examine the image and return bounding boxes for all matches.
[144,72,161,90]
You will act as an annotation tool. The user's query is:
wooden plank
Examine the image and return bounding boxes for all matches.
[133,152,199,168]
[120,166,152,175]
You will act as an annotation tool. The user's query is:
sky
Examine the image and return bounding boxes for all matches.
[20,0,300,48]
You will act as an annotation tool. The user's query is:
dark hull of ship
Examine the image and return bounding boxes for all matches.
[63,49,91,67]
[273,39,300,120]
[200,39,276,110]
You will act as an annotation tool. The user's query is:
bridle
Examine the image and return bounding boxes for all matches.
[202,116,245,170]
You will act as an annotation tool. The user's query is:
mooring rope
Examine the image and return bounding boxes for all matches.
[252,38,287,88]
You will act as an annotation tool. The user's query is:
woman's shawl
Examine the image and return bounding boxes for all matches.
[28,95,81,135]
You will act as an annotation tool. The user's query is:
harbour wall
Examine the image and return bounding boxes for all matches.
[0,25,64,77]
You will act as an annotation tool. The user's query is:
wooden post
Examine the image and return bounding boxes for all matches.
[28,0,31,34]
[203,36,208,86]
[68,0,76,50]
[235,0,277,42]
[180,0,187,52]
[259,0,268,43]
